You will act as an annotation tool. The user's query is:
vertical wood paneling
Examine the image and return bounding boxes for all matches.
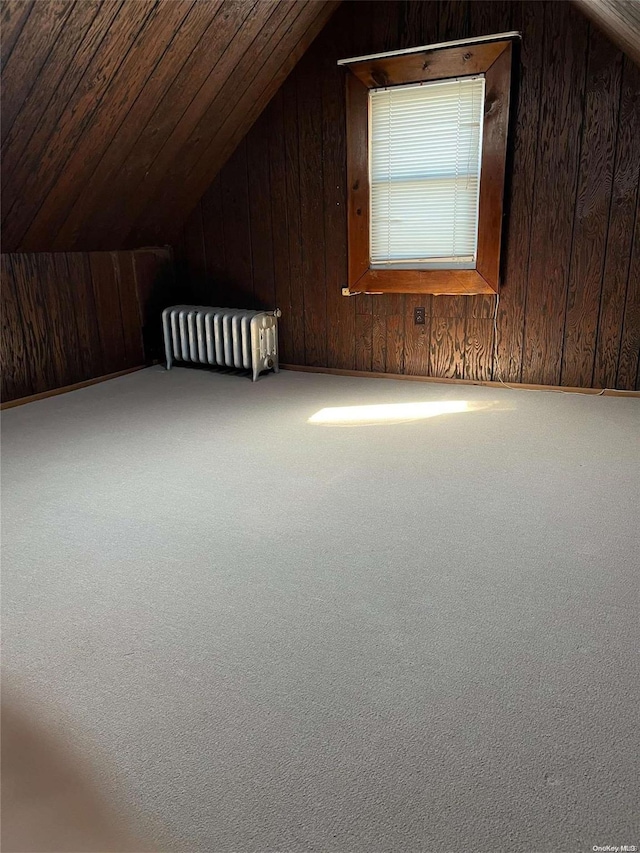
[1,249,169,402]
[8,254,60,393]
[355,312,373,372]
[382,290,409,372]
[497,0,544,382]
[0,254,30,401]
[430,297,466,379]
[201,176,228,306]
[403,315,430,376]
[616,200,640,390]
[114,251,145,366]
[321,15,354,370]
[385,314,405,374]
[297,49,327,367]
[522,2,589,385]
[65,252,104,379]
[132,251,164,324]
[593,59,640,388]
[430,298,466,380]
[438,0,467,41]
[133,248,175,362]
[221,140,254,305]
[247,111,276,311]
[183,202,208,302]
[561,29,622,387]
[464,318,494,381]
[42,252,84,387]
[89,252,127,375]
[268,90,294,364]
[371,314,386,373]
[464,292,496,382]
[178,0,639,392]
[282,75,306,364]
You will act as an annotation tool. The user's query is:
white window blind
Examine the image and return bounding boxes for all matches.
[369,76,485,269]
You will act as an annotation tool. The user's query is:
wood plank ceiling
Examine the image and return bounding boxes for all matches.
[572,0,640,67]
[0,0,338,253]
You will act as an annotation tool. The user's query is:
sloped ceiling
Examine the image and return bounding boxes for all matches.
[0,0,339,253]
[572,0,640,68]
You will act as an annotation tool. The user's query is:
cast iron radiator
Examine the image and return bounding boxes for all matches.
[162,306,280,381]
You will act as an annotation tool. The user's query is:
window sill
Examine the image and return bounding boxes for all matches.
[349,268,498,295]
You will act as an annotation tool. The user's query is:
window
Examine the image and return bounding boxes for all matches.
[370,77,485,270]
[341,36,515,295]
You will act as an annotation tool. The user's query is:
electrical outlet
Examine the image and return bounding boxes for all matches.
[414,306,426,325]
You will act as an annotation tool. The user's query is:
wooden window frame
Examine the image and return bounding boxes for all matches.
[345,39,513,295]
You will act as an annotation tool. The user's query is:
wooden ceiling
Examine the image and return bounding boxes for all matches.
[572,0,640,68]
[1,0,338,253]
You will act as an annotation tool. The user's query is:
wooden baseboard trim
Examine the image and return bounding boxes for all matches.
[4,364,636,408]
[1,366,148,410]
[280,364,640,397]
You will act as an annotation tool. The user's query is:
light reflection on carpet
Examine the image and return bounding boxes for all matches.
[308,399,506,426]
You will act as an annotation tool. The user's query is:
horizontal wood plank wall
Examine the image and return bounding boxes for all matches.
[0,248,172,402]
[178,0,640,390]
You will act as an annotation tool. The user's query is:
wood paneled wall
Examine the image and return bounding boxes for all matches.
[178,0,640,391]
[0,0,338,252]
[1,248,172,402]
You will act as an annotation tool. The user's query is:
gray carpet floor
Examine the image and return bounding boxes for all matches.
[2,366,639,853]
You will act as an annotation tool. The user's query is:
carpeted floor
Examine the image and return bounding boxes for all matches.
[2,366,639,853]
